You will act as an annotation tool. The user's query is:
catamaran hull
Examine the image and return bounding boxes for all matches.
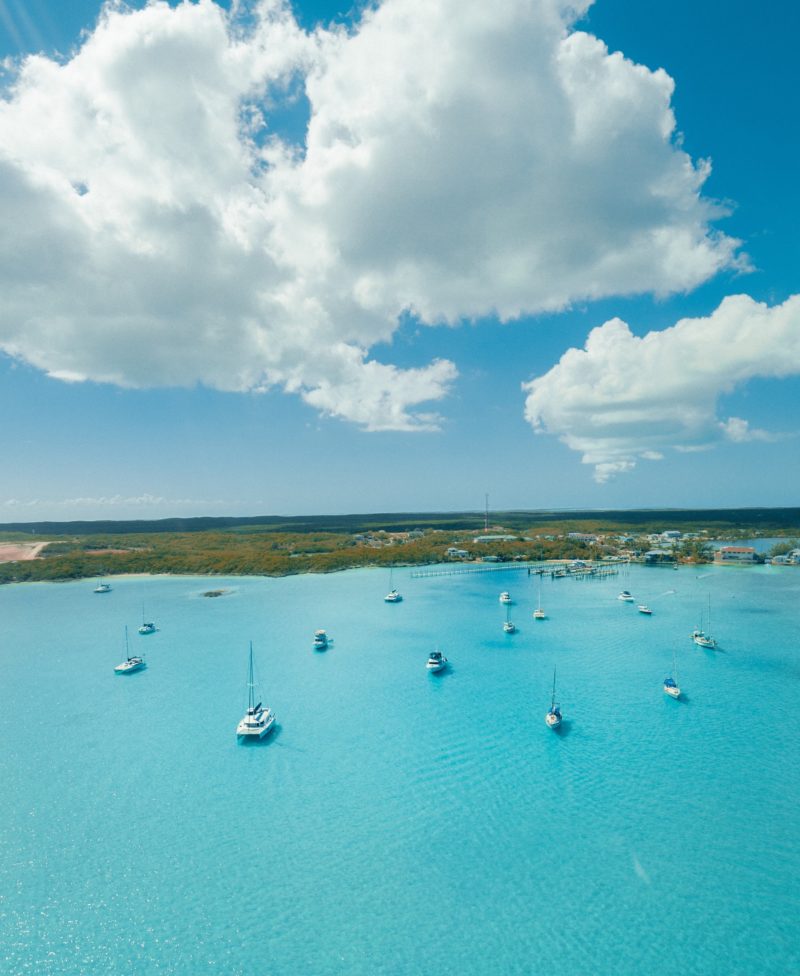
[237,716,276,739]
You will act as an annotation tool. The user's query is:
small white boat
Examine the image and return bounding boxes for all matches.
[313,629,331,650]
[499,591,512,604]
[426,649,448,672]
[618,590,634,602]
[502,603,516,633]
[114,626,146,674]
[94,582,112,594]
[692,596,717,648]
[533,585,546,620]
[545,667,562,729]
[384,569,403,603]
[138,607,156,635]
[236,642,276,740]
[664,650,681,698]
[637,605,653,615]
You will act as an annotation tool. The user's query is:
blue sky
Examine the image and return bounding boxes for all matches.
[0,0,798,521]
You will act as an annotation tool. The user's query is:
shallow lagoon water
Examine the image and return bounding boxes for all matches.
[1,563,799,975]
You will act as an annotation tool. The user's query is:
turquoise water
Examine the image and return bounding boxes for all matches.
[1,564,799,975]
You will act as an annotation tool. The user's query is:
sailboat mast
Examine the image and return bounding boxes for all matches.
[125,625,130,660]
[247,641,255,710]
[551,666,557,708]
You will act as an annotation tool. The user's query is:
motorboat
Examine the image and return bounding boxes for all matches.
[545,667,562,729]
[114,626,146,674]
[94,582,112,594]
[426,649,448,672]
[637,605,653,615]
[236,642,276,740]
[499,591,512,604]
[618,590,634,602]
[313,629,331,650]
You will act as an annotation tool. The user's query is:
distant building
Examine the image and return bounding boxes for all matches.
[644,549,675,564]
[714,546,757,564]
[567,533,597,542]
[446,547,470,559]
[474,535,517,543]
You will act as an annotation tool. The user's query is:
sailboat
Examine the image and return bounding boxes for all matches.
[94,581,112,594]
[503,603,516,633]
[138,605,156,635]
[663,650,681,699]
[114,626,146,673]
[533,585,546,620]
[384,568,403,603]
[236,642,276,739]
[692,596,717,648]
[545,667,562,729]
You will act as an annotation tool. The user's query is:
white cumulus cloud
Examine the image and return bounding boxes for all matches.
[522,293,800,480]
[0,0,741,428]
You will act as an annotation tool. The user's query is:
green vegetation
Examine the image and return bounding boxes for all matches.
[769,539,800,557]
[1,509,798,584]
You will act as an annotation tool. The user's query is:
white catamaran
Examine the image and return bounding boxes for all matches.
[692,596,717,649]
[236,643,276,740]
[384,568,403,603]
[533,585,546,620]
[545,667,562,729]
[663,650,681,699]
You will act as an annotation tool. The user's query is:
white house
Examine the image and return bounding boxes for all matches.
[714,546,757,564]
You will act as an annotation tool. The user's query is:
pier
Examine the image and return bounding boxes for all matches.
[410,561,625,580]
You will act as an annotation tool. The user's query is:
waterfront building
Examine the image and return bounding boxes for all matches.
[714,546,758,564]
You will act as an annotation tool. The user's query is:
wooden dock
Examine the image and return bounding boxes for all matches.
[410,561,625,580]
